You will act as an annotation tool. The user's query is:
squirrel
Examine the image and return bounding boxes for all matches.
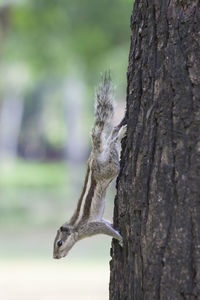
[53,72,126,259]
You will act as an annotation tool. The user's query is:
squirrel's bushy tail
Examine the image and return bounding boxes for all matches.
[92,72,114,152]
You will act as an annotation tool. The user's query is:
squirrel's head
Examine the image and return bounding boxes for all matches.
[53,224,77,259]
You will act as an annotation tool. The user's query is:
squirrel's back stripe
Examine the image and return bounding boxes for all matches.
[70,73,114,224]
[69,164,90,225]
[82,173,97,220]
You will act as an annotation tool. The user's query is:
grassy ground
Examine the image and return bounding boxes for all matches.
[0,160,68,188]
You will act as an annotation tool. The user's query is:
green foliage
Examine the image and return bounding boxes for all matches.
[0,160,67,187]
[3,0,132,78]
[0,0,133,156]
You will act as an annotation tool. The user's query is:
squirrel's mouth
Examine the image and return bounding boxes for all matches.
[53,254,60,259]
[53,253,63,259]
[53,251,68,259]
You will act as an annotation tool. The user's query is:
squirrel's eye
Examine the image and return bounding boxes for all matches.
[57,240,63,247]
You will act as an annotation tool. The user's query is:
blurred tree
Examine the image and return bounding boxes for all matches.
[110,1,200,299]
[0,0,132,161]
[0,74,24,161]
[63,76,88,163]
[4,0,132,80]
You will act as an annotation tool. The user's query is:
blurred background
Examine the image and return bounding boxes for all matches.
[0,0,132,299]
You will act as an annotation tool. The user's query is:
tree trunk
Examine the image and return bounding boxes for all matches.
[109,1,200,299]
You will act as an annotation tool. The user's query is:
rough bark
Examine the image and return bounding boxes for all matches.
[109,1,200,299]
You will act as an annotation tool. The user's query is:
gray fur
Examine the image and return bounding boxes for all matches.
[53,74,126,259]
[92,72,114,153]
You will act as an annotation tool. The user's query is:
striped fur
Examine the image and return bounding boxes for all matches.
[69,164,90,225]
[69,158,97,226]
[69,158,104,226]
[53,74,126,259]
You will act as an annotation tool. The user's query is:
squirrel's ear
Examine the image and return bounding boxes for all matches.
[60,226,70,232]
